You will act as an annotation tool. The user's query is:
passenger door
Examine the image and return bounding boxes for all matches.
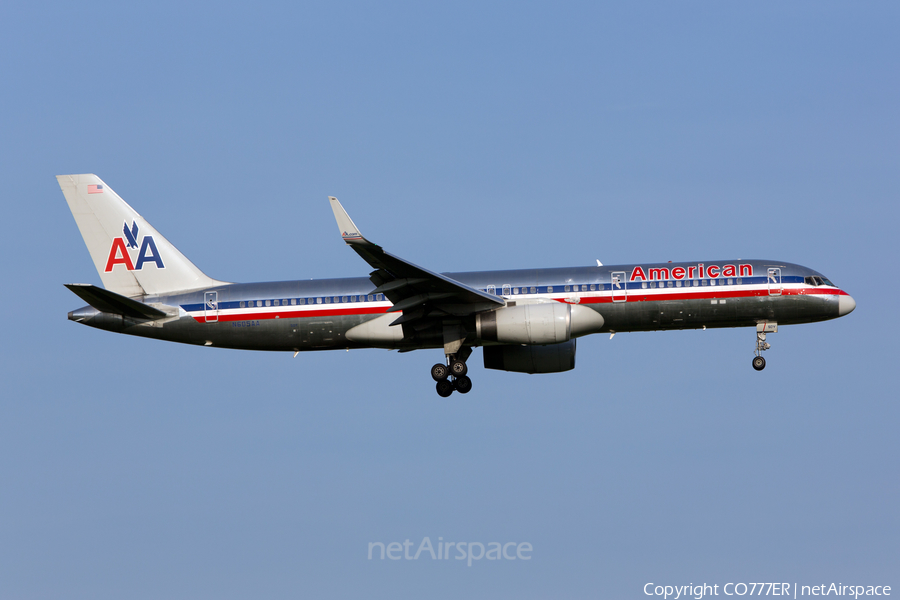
[204,291,218,322]
[611,272,627,302]
[767,268,782,296]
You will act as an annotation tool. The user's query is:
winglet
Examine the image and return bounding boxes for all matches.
[329,197,369,245]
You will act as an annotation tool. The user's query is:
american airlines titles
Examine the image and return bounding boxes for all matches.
[630,263,753,282]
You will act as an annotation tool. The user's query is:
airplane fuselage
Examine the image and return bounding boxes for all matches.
[69,259,852,352]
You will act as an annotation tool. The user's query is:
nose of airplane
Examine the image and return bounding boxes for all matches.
[838,294,856,316]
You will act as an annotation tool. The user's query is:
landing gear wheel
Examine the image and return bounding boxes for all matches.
[449,360,468,377]
[454,375,473,394]
[431,363,450,381]
[752,356,766,371]
[436,380,454,397]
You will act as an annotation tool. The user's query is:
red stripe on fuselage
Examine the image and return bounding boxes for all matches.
[191,305,389,323]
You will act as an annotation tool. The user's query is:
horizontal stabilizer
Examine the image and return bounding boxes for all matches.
[64,283,168,320]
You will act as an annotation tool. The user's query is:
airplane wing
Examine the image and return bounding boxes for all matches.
[329,197,505,327]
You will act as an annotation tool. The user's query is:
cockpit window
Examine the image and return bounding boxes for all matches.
[805,275,836,287]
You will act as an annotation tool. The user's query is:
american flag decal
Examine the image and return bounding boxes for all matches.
[87,184,104,194]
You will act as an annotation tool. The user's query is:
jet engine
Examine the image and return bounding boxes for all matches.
[483,340,576,374]
[475,302,604,345]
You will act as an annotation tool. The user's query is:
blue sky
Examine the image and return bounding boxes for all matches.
[1,2,897,598]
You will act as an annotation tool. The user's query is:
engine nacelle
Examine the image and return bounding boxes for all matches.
[476,302,604,345]
[483,340,576,374]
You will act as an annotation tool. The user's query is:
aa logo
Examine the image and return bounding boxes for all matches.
[104,220,165,272]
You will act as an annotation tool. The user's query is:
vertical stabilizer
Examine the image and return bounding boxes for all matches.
[57,174,228,296]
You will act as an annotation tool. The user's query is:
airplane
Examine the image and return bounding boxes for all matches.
[59,174,857,397]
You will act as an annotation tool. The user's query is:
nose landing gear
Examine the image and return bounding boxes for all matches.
[753,322,776,371]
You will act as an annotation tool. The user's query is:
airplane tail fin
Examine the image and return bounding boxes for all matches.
[57,174,228,297]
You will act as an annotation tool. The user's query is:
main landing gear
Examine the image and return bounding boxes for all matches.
[431,348,472,397]
[753,322,777,371]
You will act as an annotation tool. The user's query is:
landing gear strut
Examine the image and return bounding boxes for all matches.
[432,346,473,396]
[753,322,776,371]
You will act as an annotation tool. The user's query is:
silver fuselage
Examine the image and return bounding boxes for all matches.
[69,259,852,352]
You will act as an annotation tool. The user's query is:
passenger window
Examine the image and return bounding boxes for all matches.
[676,281,682,288]
[590,284,596,291]
[487,285,495,295]
[368,295,374,302]
[377,294,384,301]
[513,288,519,294]
[736,278,742,285]
[317,298,322,304]
[547,286,553,293]
[642,282,648,289]
[273,300,280,306]
[240,301,245,308]
[530,286,536,294]
[564,285,570,292]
